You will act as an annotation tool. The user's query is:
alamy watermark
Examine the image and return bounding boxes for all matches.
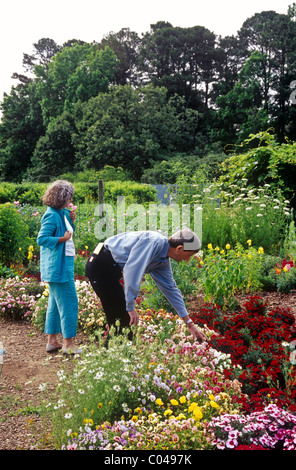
[93,196,202,244]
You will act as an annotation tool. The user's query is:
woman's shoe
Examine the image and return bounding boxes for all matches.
[62,345,83,355]
[46,343,62,353]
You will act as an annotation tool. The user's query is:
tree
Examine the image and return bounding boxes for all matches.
[28,111,77,181]
[138,23,217,110]
[237,10,296,141]
[0,81,45,181]
[34,43,118,125]
[72,84,200,179]
[99,28,141,85]
[215,52,269,145]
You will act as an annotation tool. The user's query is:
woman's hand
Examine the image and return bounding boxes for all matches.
[58,231,72,243]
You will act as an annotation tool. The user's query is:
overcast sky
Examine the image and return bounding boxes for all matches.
[0,0,293,101]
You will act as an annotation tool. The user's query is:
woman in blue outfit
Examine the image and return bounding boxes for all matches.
[37,180,81,354]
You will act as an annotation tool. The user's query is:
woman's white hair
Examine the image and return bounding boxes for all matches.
[42,180,75,209]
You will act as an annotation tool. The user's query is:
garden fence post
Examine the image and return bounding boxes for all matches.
[98,179,104,217]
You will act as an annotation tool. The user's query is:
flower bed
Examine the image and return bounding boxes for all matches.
[205,403,296,450]
[1,275,296,450]
[0,276,44,320]
[40,310,247,450]
[191,295,296,413]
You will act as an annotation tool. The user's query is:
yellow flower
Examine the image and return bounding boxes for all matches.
[131,415,138,422]
[97,403,102,409]
[179,396,186,404]
[210,400,219,409]
[170,399,179,406]
[164,409,173,416]
[156,398,164,406]
[192,407,203,421]
[258,246,264,254]
[188,402,198,412]
[207,243,213,250]
[247,239,252,246]
[226,244,231,250]
[214,246,220,251]
[83,418,94,426]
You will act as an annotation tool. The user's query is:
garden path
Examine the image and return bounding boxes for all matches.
[0,319,86,450]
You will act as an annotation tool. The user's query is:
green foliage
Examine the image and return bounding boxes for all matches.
[0,204,30,266]
[60,166,131,183]
[141,151,226,184]
[1,10,296,183]
[0,180,157,206]
[103,180,157,206]
[72,84,199,180]
[174,171,292,254]
[199,242,265,310]
[220,131,296,206]
[141,257,200,312]
[35,43,118,124]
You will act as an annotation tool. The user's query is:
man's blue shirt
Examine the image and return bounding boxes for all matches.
[105,231,188,317]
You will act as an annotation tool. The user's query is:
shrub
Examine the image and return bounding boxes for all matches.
[0,203,31,266]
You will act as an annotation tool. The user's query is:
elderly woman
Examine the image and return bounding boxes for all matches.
[37,180,81,354]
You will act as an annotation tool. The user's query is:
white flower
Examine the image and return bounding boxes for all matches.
[65,413,73,419]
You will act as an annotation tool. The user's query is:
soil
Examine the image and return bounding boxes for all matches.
[0,290,295,451]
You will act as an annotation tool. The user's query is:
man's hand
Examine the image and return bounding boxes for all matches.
[128,310,139,326]
[187,322,207,342]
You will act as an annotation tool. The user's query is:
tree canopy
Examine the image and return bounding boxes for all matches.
[1,8,296,183]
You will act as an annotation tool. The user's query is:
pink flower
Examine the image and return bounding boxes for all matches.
[226,438,238,448]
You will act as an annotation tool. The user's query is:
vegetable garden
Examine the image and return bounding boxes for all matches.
[0,162,296,451]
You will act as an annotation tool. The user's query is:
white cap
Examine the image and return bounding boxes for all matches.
[170,228,201,251]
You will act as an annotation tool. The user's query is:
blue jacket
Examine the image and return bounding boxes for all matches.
[37,207,75,283]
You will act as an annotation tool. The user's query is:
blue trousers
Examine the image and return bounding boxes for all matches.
[44,256,78,338]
